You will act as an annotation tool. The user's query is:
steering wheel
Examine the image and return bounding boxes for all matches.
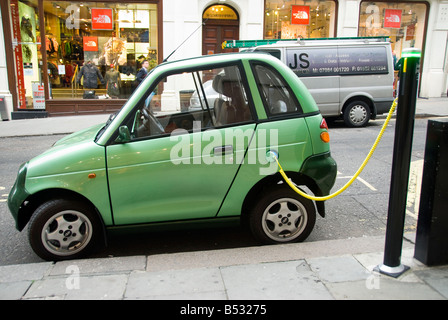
[142,107,165,134]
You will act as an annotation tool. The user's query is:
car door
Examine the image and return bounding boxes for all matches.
[106,64,256,225]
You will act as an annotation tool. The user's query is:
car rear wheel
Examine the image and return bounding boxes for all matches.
[343,101,371,127]
[28,199,101,261]
[249,186,316,244]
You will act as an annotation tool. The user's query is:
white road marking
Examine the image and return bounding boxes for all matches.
[336,172,377,191]
[0,187,8,202]
[355,176,377,191]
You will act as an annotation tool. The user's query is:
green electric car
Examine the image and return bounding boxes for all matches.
[8,53,337,261]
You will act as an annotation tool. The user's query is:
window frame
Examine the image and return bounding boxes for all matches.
[250,61,304,119]
[110,60,258,145]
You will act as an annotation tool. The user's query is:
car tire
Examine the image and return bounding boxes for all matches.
[343,101,371,127]
[28,199,101,261]
[249,186,316,244]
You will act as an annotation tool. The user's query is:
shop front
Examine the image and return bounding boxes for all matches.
[264,0,337,39]
[358,1,428,66]
[1,0,445,118]
[2,0,162,117]
[261,0,435,96]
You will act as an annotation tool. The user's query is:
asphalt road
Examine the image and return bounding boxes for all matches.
[0,118,429,265]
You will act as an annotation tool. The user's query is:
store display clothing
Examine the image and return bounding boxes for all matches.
[77,62,104,89]
[105,69,121,97]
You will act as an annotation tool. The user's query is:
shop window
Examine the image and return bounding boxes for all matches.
[42,1,159,100]
[359,2,428,62]
[10,0,43,110]
[264,0,336,39]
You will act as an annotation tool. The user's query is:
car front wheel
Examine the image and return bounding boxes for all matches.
[249,186,316,244]
[28,199,101,261]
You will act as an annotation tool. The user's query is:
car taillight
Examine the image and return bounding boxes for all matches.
[320,118,330,143]
[320,118,328,130]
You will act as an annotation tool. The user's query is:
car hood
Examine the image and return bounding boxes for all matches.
[26,124,107,178]
[53,123,105,147]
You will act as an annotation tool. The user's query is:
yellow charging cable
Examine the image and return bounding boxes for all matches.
[275,98,398,201]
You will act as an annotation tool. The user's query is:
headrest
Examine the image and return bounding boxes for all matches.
[212,68,240,95]
[212,74,224,94]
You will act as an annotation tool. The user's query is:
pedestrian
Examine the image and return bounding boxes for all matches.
[136,60,150,86]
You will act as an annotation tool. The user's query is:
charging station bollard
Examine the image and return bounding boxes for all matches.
[414,119,448,266]
[377,48,421,278]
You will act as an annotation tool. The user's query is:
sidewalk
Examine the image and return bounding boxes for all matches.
[0,97,447,301]
[415,97,448,118]
[0,233,447,300]
[0,114,109,138]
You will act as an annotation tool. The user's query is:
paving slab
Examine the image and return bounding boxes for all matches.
[307,255,369,283]
[24,274,128,300]
[0,281,32,300]
[125,268,225,300]
[414,266,448,299]
[220,260,333,300]
[0,262,53,283]
[325,278,446,300]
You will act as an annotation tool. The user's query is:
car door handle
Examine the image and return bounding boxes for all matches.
[214,145,233,156]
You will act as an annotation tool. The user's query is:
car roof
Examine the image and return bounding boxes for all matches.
[156,52,278,71]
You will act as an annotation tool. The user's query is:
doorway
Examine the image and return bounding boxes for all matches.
[202,4,239,55]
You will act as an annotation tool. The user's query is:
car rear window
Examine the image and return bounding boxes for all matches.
[252,63,303,117]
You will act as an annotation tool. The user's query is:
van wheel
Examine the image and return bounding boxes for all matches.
[28,199,101,261]
[343,101,370,127]
[249,186,316,244]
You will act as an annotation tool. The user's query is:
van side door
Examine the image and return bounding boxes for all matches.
[285,47,340,117]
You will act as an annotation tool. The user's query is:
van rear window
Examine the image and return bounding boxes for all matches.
[286,46,389,77]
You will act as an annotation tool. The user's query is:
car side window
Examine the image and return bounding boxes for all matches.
[126,65,254,140]
[252,64,302,116]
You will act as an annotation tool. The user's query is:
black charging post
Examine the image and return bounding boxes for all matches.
[376,48,421,278]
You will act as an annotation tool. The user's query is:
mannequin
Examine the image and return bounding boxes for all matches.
[77,61,104,89]
[104,64,121,98]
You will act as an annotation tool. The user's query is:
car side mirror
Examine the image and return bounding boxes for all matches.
[116,126,131,143]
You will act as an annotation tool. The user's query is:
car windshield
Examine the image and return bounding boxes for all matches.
[95,67,157,142]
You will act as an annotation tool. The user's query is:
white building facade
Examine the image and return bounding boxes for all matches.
[165,0,448,99]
